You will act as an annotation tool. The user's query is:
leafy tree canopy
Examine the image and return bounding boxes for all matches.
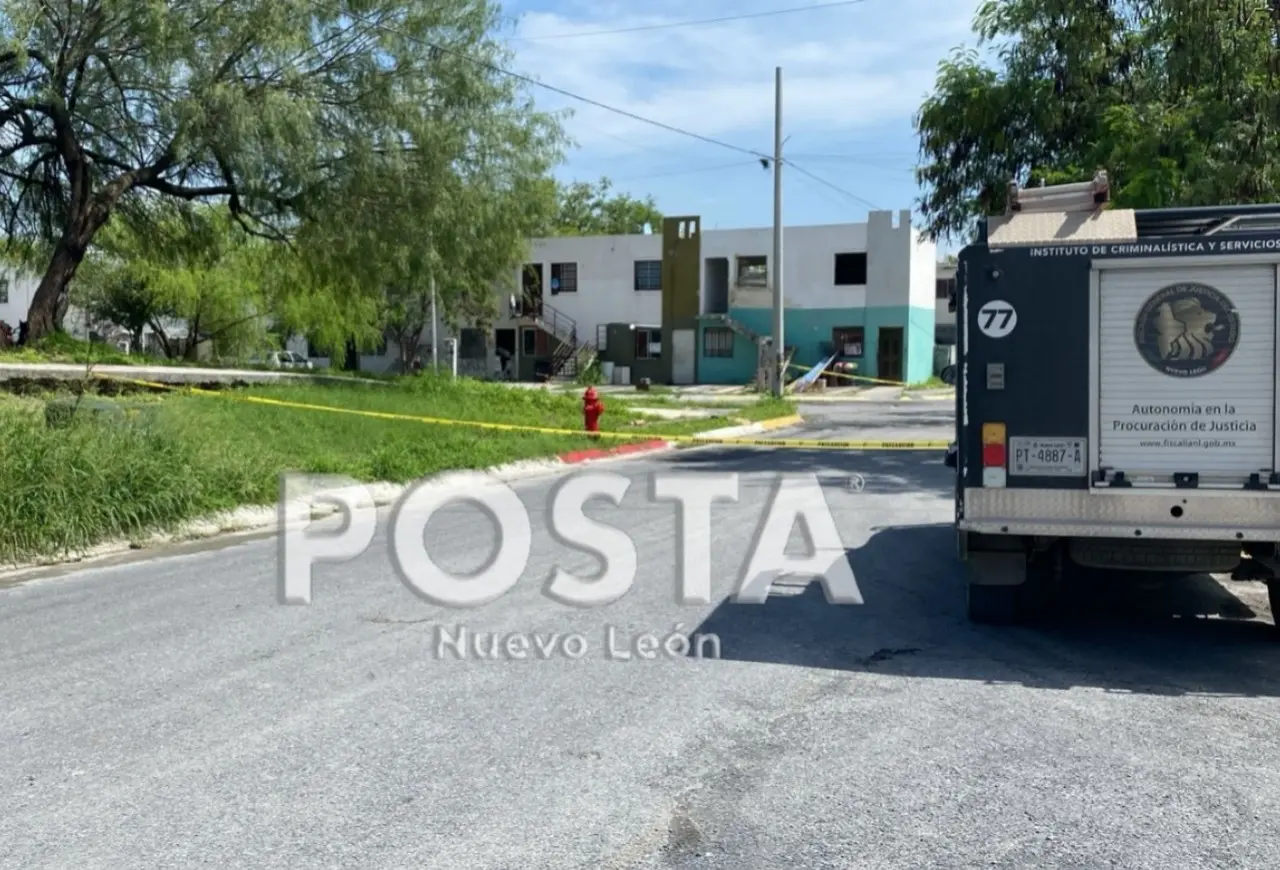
[550,177,663,236]
[74,201,277,360]
[1,0,563,343]
[914,0,1280,243]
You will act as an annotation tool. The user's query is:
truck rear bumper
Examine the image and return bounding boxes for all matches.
[959,487,1280,542]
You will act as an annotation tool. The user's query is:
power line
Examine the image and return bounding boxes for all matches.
[401,32,771,160]
[511,0,872,42]
[357,17,880,210]
[784,160,881,210]
[786,152,916,165]
[610,160,766,183]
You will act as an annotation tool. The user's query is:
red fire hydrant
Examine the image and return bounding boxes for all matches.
[583,386,604,434]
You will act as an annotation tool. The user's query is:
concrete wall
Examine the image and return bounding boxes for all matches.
[698,211,937,385]
[935,260,956,338]
[696,304,936,385]
[491,233,664,337]
[703,223,871,311]
[0,268,39,329]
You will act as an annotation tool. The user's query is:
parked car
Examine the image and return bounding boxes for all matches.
[249,351,314,370]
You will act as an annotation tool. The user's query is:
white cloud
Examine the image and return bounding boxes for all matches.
[507,0,981,157]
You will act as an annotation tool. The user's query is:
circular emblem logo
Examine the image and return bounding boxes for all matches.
[1133,282,1240,377]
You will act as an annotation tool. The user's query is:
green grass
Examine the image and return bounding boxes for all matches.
[904,376,952,391]
[1,332,146,365]
[0,374,796,565]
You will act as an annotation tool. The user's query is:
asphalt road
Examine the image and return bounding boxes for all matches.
[5,398,1280,869]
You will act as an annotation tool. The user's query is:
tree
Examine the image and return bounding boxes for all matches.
[287,99,563,364]
[75,202,273,360]
[551,178,663,236]
[913,0,1280,243]
[0,0,564,343]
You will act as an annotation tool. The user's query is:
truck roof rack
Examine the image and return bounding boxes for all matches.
[1006,171,1110,215]
[985,170,1135,246]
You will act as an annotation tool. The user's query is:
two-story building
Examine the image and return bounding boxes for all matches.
[485,209,938,386]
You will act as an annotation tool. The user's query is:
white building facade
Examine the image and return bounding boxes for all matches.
[485,210,938,384]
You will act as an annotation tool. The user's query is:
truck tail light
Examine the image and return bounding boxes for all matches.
[981,422,1007,487]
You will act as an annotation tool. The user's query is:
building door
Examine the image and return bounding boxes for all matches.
[877,326,904,382]
[671,329,696,384]
[495,328,516,356]
[522,264,543,317]
[703,258,729,314]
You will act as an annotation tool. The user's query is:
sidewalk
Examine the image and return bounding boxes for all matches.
[0,361,389,388]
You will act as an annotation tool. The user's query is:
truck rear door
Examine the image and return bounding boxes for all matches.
[1092,262,1278,488]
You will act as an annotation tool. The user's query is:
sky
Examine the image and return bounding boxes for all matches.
[502,0,983,252]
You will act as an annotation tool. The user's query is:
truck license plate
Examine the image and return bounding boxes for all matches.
[1009,437,1085,477]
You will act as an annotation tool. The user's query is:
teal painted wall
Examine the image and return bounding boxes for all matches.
[695,304,936,385]
[905,305,935,384]
[696,320,758,384]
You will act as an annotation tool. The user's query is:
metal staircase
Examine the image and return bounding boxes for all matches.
[703,312,764,344]
[704,313,796,389]
[516,296,586,381]
[550,341,598,382]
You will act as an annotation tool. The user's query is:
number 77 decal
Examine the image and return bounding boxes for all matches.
[976,300,1018,338]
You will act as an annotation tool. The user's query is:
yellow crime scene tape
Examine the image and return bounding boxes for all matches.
[90,373,950,451]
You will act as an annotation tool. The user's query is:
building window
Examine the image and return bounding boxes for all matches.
[634,260,662,291]
[833,253,867,285]
[935,323,957,345]
[634,327,661,360]
[832,326,864,357]
[521,328,537,356]
[703,327,734,358]
[522,264,542,292]
[0,276,8,304]
[935,277,955,300]
[735,255,767,287]
[550,262,577,294]
[459,328,487,359]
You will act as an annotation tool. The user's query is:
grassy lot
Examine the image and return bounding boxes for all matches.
[0,374,795,565]
[1,332,189,366]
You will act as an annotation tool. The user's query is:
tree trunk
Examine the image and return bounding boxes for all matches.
[184,313,202,362]
[23,213,110,344]
[24,244,84,343]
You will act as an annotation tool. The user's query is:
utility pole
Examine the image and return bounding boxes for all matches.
[429,277,439,371]
[771,66,785,398]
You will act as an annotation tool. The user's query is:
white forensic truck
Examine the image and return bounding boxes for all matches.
[946,172,1280,624]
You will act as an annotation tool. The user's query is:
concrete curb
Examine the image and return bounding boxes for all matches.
[0,414,805,580]
[682,413,804,443]
[558,439,670,464]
